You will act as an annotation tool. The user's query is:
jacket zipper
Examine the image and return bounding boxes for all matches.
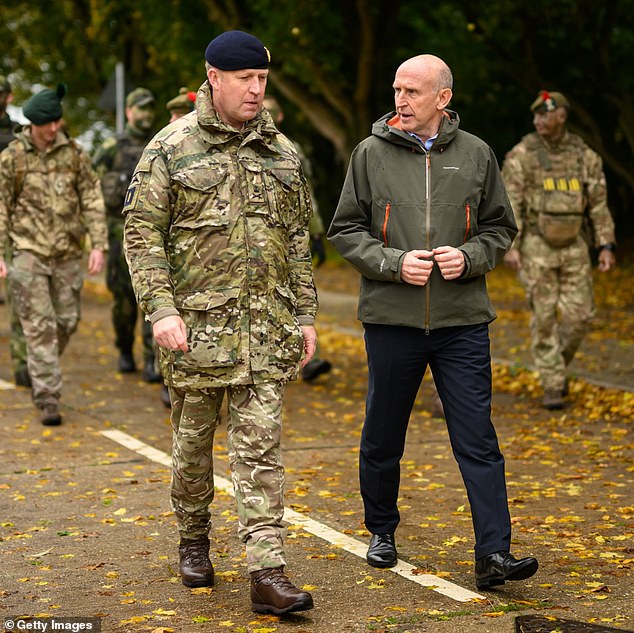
[463,202,471,242]
[382,203,391,246]
[424,152,431,334]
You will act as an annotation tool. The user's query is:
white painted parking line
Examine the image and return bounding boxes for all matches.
[101,428,485,603]
[0,378,15,390]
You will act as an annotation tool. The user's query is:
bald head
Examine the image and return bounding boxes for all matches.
[396,55,453,92]
[392,54,453,140]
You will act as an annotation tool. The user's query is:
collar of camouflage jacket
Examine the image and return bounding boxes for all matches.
[195,80,279,149]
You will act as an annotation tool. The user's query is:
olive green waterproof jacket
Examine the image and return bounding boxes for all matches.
[328,110,517,332]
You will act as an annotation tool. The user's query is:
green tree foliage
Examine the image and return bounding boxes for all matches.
[1,0,631,234]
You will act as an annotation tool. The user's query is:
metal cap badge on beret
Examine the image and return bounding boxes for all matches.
[126,87,155,108]
[530,90,570,113]
[205,30,270,70]
[23,83,67,125]
[0,74,11,93]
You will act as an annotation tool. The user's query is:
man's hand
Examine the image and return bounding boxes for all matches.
[300,325,317,367]
[87,249,105,275]
[433,245,465,280]
[153,315,189,352]
[0,258,6,278]
[504,248,521,271]
[401,250,434,286]
[598,248,616,272]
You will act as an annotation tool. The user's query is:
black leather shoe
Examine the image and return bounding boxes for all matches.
[179,536,214,588]
[366,533,397,568]
[118,353,136,373]
[142,358,162,383]
[14,367,32,388]
[301,359,332,382]
[475,551,538,589]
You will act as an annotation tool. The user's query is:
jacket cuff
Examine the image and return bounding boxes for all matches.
[149,306,180,325]
[297,315,315,326]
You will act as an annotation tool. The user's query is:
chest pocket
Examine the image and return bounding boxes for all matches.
[171,158,229,229]
[240,156,301,227]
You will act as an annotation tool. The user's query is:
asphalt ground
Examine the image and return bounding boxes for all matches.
[0,261,632,633]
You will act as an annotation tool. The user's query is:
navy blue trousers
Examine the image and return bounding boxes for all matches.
[361,322,511,560]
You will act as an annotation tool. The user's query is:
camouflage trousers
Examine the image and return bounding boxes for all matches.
[520,234,594,391]
[9,251,83,407]
[106,218,153,360]
[169,381,287,572]
[3,248,28,373]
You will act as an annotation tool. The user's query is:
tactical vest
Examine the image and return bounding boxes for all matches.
[101,133,147,216]
[523,132,587,247]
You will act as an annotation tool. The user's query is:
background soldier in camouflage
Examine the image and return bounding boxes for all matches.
[502,91,616,409]
[166,87,196,123]
[0,73,30,386]
[93,87,161,382]
[123,31,317,615]
[0,84,107,425]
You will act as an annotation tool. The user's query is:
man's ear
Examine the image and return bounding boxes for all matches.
[438,88,453,110]
[207,66,220,90]
[556,107,568,124]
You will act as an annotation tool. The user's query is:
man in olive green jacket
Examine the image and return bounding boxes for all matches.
[329,54,538,590]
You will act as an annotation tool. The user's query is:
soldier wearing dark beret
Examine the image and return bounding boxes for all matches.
[0,83,107,426]
[502,91,616,409]
[123,30,317,614]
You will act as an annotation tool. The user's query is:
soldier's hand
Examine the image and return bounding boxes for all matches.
[504,249,521,271]
[153,315,189,352]
[300,325,317,367]
[401,250,434,286]
[310,235,326,267]
[87,249,105,275]
[0,258,6,278]
[433,245,466,280]
[598,248,616,272]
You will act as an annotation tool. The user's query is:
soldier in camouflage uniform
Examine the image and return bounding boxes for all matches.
[166,87,196,123]
[0,84,107,425]
[93,87,161,382]
[0,74,30,387]
[123,31,317,615]
[502,91,616,409]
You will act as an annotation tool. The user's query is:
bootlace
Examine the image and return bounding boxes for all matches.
[180,539,210,567]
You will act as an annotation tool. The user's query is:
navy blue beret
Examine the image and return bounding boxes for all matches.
[205,30,270,70]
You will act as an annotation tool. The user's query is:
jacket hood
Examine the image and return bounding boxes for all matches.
[371,109,460,150]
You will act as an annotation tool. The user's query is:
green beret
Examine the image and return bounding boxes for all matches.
[0,74,11,93]
[23,83,67,125]
[166,87,196,114]
[530,90,570,113]
[126,87,155,108]
[205,30,270,70]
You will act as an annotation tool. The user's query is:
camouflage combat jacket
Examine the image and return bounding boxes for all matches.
[502,130,615,250]
[0,127,107,259]
[123,82,318,388]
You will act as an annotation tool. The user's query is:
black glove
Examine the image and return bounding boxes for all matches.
[310,234,326,267]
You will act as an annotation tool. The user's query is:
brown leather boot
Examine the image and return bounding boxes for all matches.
[178,536,214,587]
[250,567,314,614]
